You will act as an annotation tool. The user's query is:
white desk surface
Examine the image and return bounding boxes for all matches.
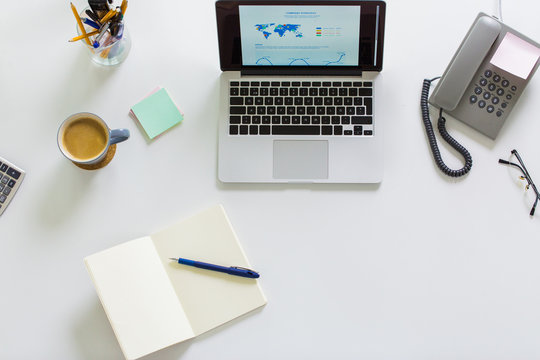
[2,0,540,359]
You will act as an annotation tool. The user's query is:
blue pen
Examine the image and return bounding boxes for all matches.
[82,17,101,30]
[169,257,260,279]
[93,22,110,48]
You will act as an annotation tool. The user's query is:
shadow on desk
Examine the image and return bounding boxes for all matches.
[34,161,97,228]
[73,300,125,360]
[73,300,264,360]
[217,181,381,192]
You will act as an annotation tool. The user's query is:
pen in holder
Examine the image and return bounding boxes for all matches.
[71,3,131,66]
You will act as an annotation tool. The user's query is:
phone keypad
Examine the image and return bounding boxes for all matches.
[469,69,518,118]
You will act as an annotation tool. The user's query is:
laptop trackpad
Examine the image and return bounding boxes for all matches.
[273,140,328,179]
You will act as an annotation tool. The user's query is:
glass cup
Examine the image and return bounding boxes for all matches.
[76,9,131,66]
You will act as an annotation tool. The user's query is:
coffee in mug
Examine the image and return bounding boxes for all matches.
[58,113,129,166]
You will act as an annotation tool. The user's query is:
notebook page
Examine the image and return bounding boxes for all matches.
[84,236,195,360]
[151,205,267,336]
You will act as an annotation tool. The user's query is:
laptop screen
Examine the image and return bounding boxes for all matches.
[216,1,386,74]
[239,5,361,66]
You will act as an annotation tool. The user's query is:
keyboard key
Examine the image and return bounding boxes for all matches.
[229,125,238,135]
[239,125,249,135]
[230,116,241,124]
[352,116,373,124]
[364,130,373,135]
[260,125,271,135]
[230,97,243,105]
[272,126,320,135]
[0,164,8,172]
[364,98,373,115]
[249,125,258,135]
[358,88,373,96]
[230,106,246,115]
[322,126,332,135]
[333,125,343,135]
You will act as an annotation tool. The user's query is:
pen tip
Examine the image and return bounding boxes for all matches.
[169,258,178,261]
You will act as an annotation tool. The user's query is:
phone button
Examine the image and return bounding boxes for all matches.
[501,80,510,87]
[474,87,482,95]
[479,78,488,86]
[492,97,500,104]
[496,111,503,117]
[483,92,491,100]
[493,75,501,82]
[487,105,495,113]
[488,83,496,91]
[469,95,478,104]
[478,100,486,108]
[501,102,508,109]
[484,70,493,78]
[496,88,504,96]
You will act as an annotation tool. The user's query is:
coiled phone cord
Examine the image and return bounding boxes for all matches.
[420,78,473,177]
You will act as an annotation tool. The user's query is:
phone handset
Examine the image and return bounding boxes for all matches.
[421,15,502,177]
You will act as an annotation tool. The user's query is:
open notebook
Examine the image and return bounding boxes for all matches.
[84,205,267,360]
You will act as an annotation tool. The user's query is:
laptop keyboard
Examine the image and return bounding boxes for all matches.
[229,80,373,136]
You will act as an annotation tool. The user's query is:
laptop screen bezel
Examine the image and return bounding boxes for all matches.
[216,0,386,74]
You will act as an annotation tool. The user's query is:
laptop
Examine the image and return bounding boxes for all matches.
[216,0,386,183]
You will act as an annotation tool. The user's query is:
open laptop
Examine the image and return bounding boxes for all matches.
[216,0,386,183]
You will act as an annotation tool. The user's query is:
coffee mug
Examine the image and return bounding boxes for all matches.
[57,112,130,165]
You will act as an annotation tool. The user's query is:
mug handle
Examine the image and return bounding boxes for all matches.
[109,129,130,145]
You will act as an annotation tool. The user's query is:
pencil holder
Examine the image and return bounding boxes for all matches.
[76,9,131,66]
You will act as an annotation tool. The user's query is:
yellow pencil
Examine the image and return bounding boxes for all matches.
[71,2,92,46]
[69,30,99,42]
[120,0,128,15]
[100,8,118,24]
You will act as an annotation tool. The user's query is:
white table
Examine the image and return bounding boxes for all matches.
[2,0,540,359]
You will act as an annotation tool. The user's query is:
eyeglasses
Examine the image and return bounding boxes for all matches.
[498,149,539,216]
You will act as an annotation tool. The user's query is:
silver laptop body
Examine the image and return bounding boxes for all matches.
[216,0,386,183]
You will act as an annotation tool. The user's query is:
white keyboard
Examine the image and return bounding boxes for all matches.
[0,156,25,215]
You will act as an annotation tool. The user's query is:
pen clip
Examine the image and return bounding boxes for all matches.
[231,266,257,272]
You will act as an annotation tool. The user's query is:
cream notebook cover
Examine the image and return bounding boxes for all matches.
[84,205,267,360]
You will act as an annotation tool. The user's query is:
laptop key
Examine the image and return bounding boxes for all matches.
[230,97,243,105]
[322,126,332,135]
[352,116,373,124]
[229,125,239,135]
[272,126,320,135]
[364,98,373,115]
[239,125,249,135]
[230,106,246,115]
[230,116,241,124]
[260,125,271,135]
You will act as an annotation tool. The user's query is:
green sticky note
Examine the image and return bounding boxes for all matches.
[131,88,184,139]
